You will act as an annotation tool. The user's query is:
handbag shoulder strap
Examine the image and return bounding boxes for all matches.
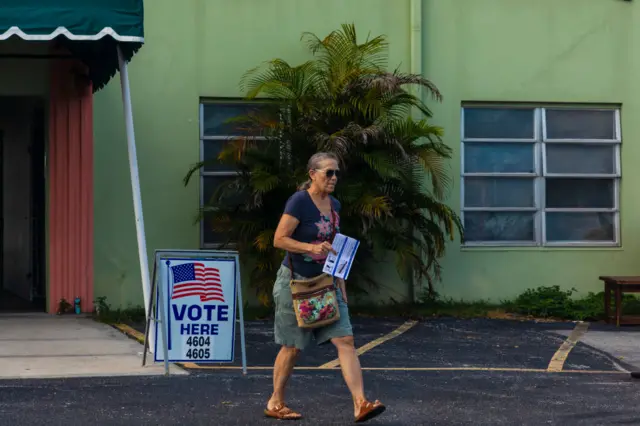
[287,251,294,279]
[329,201,337,240]
[287,199,338,280]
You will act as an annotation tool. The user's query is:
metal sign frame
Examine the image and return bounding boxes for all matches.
[142,249,248,375]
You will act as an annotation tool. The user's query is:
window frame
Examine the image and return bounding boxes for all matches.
[460,104,621,248]
[199,98,269,248]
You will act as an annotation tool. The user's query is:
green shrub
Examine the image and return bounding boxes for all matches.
[509,286,640,321]
[511,286,576,318]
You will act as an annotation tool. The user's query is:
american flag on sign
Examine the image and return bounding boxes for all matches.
[170,262,225,303]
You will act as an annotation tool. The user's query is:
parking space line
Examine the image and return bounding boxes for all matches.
[177,364,624,374]
[318,320,418,369]
[547,321,590,372]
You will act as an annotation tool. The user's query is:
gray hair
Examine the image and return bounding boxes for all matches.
[298,152,339,190]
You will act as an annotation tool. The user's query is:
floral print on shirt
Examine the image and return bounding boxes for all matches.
[303,213,340,263]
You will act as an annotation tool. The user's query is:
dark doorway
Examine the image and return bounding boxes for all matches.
[30,102,46,310]
[0,97,46,312]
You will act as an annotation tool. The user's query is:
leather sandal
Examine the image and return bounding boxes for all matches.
[354,400,386,423]
[264,403,302,420]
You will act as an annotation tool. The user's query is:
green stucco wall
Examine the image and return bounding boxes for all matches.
[423,0,637,302]
[92,0,413,308]
[94,0,638,309]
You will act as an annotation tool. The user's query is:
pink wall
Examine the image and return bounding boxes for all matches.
[48,60,94,314]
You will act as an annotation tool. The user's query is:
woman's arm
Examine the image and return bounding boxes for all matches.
[274,214,335,256]
[273,214,311,253]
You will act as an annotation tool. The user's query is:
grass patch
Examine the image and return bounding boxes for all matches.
[91,296,146,325]
[93,306,147,325]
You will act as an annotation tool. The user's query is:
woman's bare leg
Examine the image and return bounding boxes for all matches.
[267,345,300,413]
[332,336,366,415]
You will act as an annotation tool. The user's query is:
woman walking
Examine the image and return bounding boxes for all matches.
[264,152,386,423]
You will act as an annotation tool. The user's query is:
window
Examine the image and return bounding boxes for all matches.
[461,105,621,246]
[199,100,268,247]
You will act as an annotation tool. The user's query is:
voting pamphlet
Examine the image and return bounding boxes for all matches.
[323,233,360,280]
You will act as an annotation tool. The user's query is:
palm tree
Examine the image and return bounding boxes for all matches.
[184,23,463,305]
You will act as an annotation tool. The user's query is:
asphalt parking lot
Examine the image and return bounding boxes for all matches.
[1,318,639,425]
[174,318,626,373]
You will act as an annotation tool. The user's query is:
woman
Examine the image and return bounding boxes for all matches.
[264,152,386,423]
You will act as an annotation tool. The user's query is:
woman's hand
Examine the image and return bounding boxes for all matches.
[307,241,336,256]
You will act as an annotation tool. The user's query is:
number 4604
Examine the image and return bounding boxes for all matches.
[186,336,211,346]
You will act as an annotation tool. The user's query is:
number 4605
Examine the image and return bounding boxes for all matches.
[186,348,210,359]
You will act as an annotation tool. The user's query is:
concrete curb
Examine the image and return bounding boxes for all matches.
[112,323,146,345]
[110,323,191,375]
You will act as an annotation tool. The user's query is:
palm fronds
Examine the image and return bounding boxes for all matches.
[186,23,463,304]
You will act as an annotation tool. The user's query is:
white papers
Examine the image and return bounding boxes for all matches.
[323,233,360,280]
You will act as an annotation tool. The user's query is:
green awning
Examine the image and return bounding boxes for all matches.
[0,0,144,91]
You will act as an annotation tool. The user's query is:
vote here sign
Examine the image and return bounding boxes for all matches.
[153,257,238,363]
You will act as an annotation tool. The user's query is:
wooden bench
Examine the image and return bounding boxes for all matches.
[599,276,640,326]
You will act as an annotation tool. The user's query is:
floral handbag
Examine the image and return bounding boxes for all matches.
[287,208,340,329]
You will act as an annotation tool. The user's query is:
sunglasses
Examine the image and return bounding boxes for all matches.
[316,168,341,178]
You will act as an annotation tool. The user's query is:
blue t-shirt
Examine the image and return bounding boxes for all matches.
[281,190,341,278]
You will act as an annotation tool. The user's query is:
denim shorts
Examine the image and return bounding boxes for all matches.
[272,264,353,350]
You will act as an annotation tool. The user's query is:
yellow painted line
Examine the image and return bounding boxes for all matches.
[319,320,418,369]
[178,364,624,374]
[113,323,146,345]
[547,322,590,372]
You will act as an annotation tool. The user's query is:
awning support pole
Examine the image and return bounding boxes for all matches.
[117,45,154,350]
